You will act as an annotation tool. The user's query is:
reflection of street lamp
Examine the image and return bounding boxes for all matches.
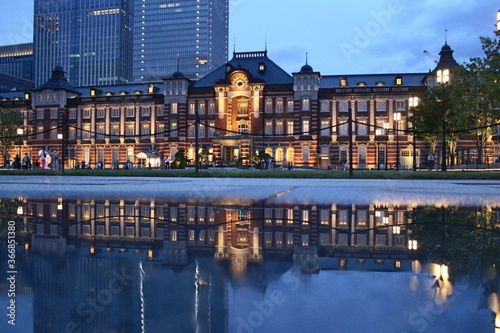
[394,112,401,171]
[437,69,450,171]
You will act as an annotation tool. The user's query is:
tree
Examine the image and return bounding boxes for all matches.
[0,108,24,167]
[451,37,500,164]
[409,85,464,164]
[171,149,189,169]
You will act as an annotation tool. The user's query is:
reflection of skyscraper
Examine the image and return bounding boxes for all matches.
[132,0,229,81]
[33,0,134,87]
[32,254,142,332]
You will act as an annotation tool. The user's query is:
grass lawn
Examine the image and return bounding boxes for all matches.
[1,168,500,180]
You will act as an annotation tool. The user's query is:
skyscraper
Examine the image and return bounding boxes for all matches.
[34,0,134,87]
[133,0,228,82]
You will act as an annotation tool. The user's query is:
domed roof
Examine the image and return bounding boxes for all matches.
[171,70,184,78]
[300,64,313,73]
[441,43,452,52]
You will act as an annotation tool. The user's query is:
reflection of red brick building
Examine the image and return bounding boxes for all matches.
[18,198,424,271]
[3,44,497,169]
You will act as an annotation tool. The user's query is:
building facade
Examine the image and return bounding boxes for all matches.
[133,0,229,82]
[2,44,499,170]
[33,0,134,87]
[0,43,35,91]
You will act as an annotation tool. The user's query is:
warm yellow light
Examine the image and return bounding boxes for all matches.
[409,96,419,107]
[408,239,418,250]
[440,264,449,280]
[437,69,450,84]
[90,245,95,254]
[24,243,29,251]
[383,122,389,129]
[148,249,153,260]
[17,128,24,135]
[495,313,500,331]
[17,206,23,215]
[57,133,63,140]
[394,112,401,121]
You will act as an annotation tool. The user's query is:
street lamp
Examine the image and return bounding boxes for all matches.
[394,112,401,171]
[437,69,450,171]
[383,122,389,170]
[57,133,64,173]
[409,97,419,171]
[16,128,23,158]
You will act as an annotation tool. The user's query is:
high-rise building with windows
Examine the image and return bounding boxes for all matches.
[133,0,228,82]
[33,0,134,87]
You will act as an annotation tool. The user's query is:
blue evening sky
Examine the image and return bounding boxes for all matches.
[1,0,498,75]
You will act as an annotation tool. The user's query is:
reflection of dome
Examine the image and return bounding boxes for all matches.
[300,64,313,72]
[213,131,221,137]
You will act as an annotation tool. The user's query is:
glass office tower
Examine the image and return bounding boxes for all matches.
[133,0,228,81]
[34,0,134,87]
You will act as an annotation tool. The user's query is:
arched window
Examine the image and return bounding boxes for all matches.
[275,148,284,163]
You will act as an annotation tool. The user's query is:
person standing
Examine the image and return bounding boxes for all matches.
[427,153,435,171]
[22,153,30,169]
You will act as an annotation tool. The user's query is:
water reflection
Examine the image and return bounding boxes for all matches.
[1,196,499,333]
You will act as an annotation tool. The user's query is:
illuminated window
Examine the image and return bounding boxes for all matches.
[320,119,330,136]
[302,98,310,111]
[141,122,150,135]
[287,100,294,113]
[237,100,248,114]
[170,122,178,137]
[274,119,283,135]
[395,76,403,85]
[265,98,273,112]
[302,119,310,134]
[287,120,294,135]
[171,102,178,114]
[276,98,284,112]
[340,77,348,87]
[265,120,273,135]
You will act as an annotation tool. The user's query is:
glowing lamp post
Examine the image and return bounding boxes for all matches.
[394,112,401,171]
[16,128,23,158]
[409,97,419,171]
[437,69,450,171]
